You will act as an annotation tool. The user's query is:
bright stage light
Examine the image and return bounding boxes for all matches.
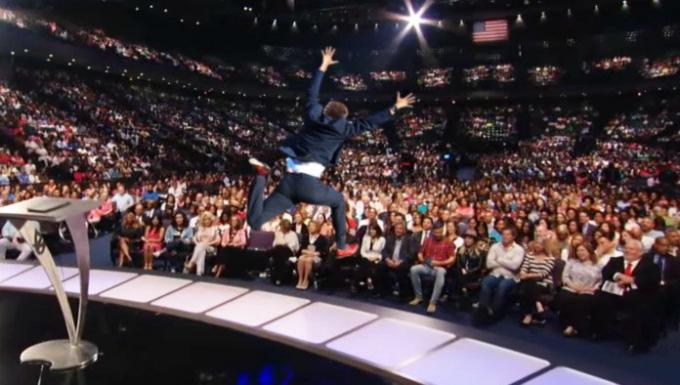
[407,10,423,28]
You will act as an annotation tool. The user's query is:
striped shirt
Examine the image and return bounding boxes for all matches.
[520,253,555,287]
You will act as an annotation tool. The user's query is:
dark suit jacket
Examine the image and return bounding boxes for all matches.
[601,255,661,296]
[381,234,418,264]
[279,70,393,167]
[412,230,431,248]
[645,251,680,287]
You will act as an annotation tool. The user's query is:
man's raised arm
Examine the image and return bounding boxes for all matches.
[307,47,339,119]
[346,92,417,138]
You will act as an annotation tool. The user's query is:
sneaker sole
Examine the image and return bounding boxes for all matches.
[248,158,270,170]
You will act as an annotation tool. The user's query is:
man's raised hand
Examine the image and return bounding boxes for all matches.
[395,92,417,110]
[319,47,339,72]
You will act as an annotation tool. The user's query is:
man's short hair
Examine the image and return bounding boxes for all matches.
[324,101,349,120]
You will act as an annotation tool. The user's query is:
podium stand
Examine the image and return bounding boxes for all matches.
[0,197,101,370]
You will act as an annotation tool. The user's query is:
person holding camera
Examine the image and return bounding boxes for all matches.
[0,220,35,261]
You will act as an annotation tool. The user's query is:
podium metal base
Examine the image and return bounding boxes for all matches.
[20,340,99,370]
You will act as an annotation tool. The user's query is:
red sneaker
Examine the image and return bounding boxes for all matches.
[249,158,270,176]
[336,243,359,257]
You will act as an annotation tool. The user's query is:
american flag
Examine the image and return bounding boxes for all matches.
[473,20,509,43]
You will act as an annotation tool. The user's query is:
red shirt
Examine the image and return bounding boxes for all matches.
[422,237,455,262]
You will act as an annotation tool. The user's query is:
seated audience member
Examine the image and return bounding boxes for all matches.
[0,220,35,261]
[594,234,622,268]
[517,239,556,326]
[184,212,220,276]
[213,215,247,278]
[157,212,193,262]
[88,187,114,227]
[292,212,309,248]
[273,219,300,254]
[666,229,679,257]
[141,214,164,270]
[377,222,417,298]
[117,212,144,267]
[559,243,602,337]
[142,200,162,225]
[409,223,456,313]
[475,227,525,322]
[111,184,134,214]
[355,223,386,292]
[592,240,661,353]
[269,219,300,284]
[645,237,680,329]
[413,216,434,247]
[296,221,330,290]
[446,221,464,250]
[451,231,486,306]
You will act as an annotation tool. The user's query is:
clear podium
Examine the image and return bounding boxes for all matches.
[0,197,101,370]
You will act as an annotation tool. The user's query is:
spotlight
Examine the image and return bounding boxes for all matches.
[407,9,424,29]
[622,0,629,11]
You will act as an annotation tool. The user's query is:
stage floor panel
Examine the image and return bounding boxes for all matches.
[398,338,550,385]
[151,282,248,314]
[263,302,378,344]
[206,290,310,327]
[524,367,618,385]
[326,318,456,369]
[0,265,78,289]
[62,269,138,295]
[0,262,34,283]
[98,274,192,303]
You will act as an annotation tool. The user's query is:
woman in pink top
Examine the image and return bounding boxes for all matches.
[88,188,114,223]
[455,198,475,220]
[142,215,164,270]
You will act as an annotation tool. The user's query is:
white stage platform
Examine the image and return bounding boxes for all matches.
[0,260,618,385]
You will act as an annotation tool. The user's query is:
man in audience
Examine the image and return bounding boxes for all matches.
[409,223,455,313]
[645,237,680,330]
[593,239,661,353]
[475,227,525,322]
[246,46,415,257]
[377,222,417,298]
[111,183,134,214]
[641,217,664,252]
[413,216,433,246]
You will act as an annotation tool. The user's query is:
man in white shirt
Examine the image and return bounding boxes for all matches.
[475,228,525,321]
[111,184,134,214]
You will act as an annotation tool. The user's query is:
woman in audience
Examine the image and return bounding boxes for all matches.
[356,223,385,291]
[269,219,300,284]
[411,211,423,233]
[117,212,143,267]
[518,239,556,326]
[88,187,114,227]
[157,211,193,262]
[142,214,164,270]
[184,212,220,276]
[296,221,330,290]
[217,211,231,234]
[594,233,622,268]
[161,194,176,219]
[213,215,247,277]
[452,232,487,306]
[559,243,602,337]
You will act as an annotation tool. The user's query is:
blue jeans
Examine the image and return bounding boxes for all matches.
[478,275,517,314]
[247,172,347,248]
[410,264,447,304]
